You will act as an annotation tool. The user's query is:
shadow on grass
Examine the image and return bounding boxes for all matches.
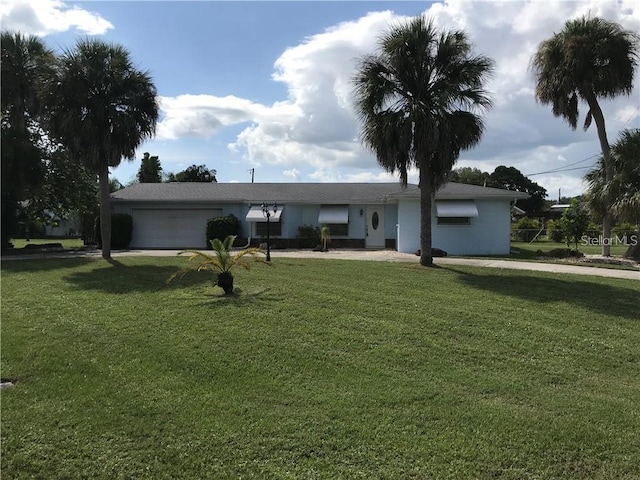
[447,267,639,319]
[0,257,96,273]
[62,264,212,294]
[189,287,276,307]
[61,264,275,304]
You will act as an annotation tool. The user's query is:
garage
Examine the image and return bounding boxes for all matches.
[131,209,222,248]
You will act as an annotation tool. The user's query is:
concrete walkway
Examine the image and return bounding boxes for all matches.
[3,248,638,280]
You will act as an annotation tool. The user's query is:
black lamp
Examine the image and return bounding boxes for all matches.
[261,202,278,261]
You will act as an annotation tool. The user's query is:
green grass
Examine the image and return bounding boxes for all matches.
[2,257,639,479]
[511,240,630,257]
[9,237,85,249]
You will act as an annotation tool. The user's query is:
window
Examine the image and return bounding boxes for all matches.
[325,223,348,236]
[256,221,282,237]
[318,205,349,236]
[437,216,471,225]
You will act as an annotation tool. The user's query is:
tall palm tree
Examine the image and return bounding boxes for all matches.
[531,16,639,256]
[352,16,494,266]
[45,38,159,259]
[585,128,640,260]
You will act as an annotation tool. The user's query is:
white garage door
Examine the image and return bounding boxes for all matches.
[131,209,222,248]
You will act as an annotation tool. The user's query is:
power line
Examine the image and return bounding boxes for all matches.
[525,153,599,176]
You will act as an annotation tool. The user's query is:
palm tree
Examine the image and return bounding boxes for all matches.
[169,235,267,294]
[1,31,54,249]
[1,31,54,134]
[352,16,494,266]
[44,38,159,259]
[585,128,640,260]
[531,16,639,256]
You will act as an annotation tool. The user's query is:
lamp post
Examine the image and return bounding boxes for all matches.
[261,202,278,261]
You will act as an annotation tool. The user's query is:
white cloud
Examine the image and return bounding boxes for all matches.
[146,1,638,197]
[282,168,301,181]
[0,0,113,35]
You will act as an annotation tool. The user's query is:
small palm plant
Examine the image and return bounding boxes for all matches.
[169,235,266,294]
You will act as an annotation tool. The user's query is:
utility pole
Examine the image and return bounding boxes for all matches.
[249,168,255,183]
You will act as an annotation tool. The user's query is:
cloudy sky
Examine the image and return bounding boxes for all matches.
[2,0,639,197]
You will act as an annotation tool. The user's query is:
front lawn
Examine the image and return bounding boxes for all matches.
[1,257,639,479]
[511,240,630,257]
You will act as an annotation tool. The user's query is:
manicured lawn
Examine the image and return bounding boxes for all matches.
[1,257,639,479]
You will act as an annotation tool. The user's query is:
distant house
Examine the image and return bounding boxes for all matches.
[111,182,528,255]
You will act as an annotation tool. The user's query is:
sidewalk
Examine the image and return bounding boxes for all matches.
[4,248,637,280]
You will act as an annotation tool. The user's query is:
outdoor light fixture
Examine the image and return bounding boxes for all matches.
[261,202,278,261]
[359,209,364,217]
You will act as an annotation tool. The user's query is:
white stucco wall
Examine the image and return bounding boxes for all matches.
[397,198,512,255]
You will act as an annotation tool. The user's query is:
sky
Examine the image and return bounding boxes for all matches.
[1,0,639,198]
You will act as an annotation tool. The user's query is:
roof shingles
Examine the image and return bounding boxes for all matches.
[111,182,528,203]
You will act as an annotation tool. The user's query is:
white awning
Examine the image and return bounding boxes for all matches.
[246,205,283,222]
[318,205,349,224]
[436,201,478,217]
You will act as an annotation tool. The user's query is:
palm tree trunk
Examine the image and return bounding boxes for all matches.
[98,165,111,259]
[419,166,434,267]
[623,226,640,260]
[585,91,612,257]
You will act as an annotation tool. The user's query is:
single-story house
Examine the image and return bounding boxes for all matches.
[110,182,528,255]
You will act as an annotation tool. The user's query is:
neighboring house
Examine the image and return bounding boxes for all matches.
[110,182,528,255]
[43,213,82,237]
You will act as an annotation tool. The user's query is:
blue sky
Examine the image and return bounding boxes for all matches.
[2,0,639,196]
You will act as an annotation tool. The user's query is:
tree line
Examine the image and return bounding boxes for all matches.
[132,153,217,185]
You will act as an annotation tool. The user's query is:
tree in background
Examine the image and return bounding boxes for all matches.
[585,128,640,260]
[136,152,162,183]
[448,167,490,186]
[1,31,54,248]
[532,16,639,256]
[109,178,124,193]
[45,38,159,259]
[167,164,217,182]
[22,149,98,226]
[487,166,547,213]
[352,16,494,266]
[558,199,590,250]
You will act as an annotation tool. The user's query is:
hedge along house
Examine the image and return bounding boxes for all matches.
[110,182,528,255]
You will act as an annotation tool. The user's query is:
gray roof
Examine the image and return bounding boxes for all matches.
[387,182,530,200]
[111,182,528,204]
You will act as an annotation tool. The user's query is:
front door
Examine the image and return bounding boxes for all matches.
[365,206,385,248]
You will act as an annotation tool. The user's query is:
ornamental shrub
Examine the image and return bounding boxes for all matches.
[297,224,320,248]
[206,214,240,246]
